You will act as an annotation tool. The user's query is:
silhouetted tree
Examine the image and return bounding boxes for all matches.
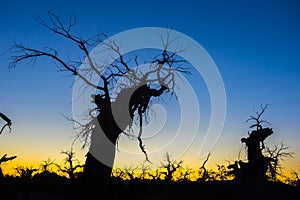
[134,163,151,180]
[111,167,126,181]
[288,170,300,187]
[264,142,294,181]
[160,152,183,182]
[147,169,162,180]
[56,148,83,181]
[14,166,38,179]
[215,164,229,181]
[178,167,193,182]
[8,10,188,199]
[228,104,293,182]
[197,152,211,182]
[123,165,138,180]
[228,105,273,181]
[40,157,55,173]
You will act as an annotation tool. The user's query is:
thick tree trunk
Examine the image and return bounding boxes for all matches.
[81,152,115,199]
[80,85,166,199]
[242,128,273,182]
[80,100,130,199]
[80,114,121,199]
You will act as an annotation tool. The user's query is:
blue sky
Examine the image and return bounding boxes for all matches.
[0,0,300,172]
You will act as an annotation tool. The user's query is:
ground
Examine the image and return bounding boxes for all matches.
[1,177,299,200]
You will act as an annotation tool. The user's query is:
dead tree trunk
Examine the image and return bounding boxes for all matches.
[81,84,167,199]
[241,128,273,181]
[240,105,273,181]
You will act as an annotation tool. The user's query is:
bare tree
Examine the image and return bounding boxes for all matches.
[264,142,294,181]
[135,163,151,180]
[215,164,230,181]
[229,104,293,182]
[160,152,183,182]
[40,157,55,173]
[197,152,211,182]
[122,165,138,180]
[147,169,162,180]
[56,148,83,181]
[7,10,188,199]
[178,167,193,182]
[111,167,126,180]
[245,104,271,131]
[239,105,274,181]
[288,170,300,187]
[14,166,38,179]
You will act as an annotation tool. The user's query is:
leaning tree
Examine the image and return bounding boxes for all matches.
[8,10,189,199]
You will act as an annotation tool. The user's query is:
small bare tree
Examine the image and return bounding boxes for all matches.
[215,164,230,181]
[56,148,83,181]
[160,152,183,182]
[14,166,38,179]
[111,167,126,180]
[178,167,193,182]
[264,142,294,181]
[40,157,55,173]
[288,170,300,187]
[122,165,138,180]
[197,152,211,182]
[148,169,162,180]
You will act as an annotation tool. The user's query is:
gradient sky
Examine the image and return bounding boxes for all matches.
[0,0,300,174]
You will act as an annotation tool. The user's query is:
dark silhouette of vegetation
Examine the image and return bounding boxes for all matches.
[0,154,17,179]
[7,10,189,199]
[3,106,294,200]
[14,166,38,180]
[228,104,294,182]
[0,113,15,180]
[265,142,294,181]
[160,152,183,182]
[55,148,84,181]
[39,157,55,173]
[288,170,300,187]
[0,150,299,200]
[3,8,299,200]
[197,152,212,182]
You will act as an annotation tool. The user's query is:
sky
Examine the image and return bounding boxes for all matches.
[0,0,300,174]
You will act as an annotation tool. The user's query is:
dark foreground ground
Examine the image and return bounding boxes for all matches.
[1,177,299,200]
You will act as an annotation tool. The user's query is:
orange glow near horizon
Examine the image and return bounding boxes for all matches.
[1,124,299,181]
